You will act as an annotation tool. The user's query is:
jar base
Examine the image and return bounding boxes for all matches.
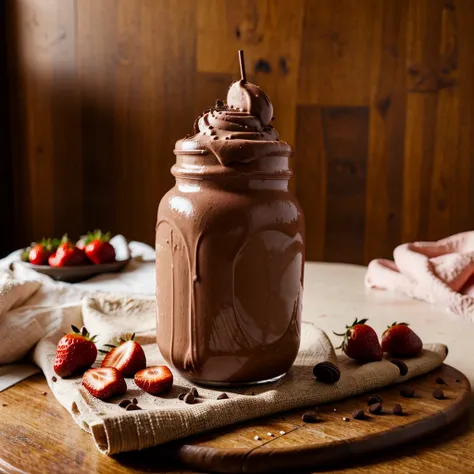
[185,372,286,388]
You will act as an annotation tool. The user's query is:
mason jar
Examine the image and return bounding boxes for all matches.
[156,150,305,386]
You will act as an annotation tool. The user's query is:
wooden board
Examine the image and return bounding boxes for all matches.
[0,364,471,474]
[173,364,471,473]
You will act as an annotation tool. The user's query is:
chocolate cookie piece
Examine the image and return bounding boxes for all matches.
[217,393,229,400]
[313,361,340,384]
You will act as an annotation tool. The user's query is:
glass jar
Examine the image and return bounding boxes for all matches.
[156,150,305,386]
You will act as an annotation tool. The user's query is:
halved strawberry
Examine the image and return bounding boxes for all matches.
[54,326,98,378]
[100,334,146,377]
[82,367,127,400]
[134,366,173,395]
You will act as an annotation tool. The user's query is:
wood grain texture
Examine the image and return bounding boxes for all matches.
[4,0,474,263]
[0,365,471,473]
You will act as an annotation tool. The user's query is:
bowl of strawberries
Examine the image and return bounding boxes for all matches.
[18,230,131,282]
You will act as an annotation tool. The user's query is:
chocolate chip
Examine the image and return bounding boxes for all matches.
[391,359,408,376]
[433,389,445,400]
[178,392,187,400]
[400,385,415,398]
[352,409,365,420]
[119,399,132,408]
[367,395,383,405]
[184,392,195,404]
[52,376,57,383]
[217,393,229,400]
[369,403,383,414]
[132,398,138,405]
[216,99,224,108]
[189,387,198,398]
[343,417,350,422]
[313,361,341,384]
[126,404,142,411]
[302,411,318,423]
[393,403,403,416]
[456,379,461,383]
[2,404,7,407]
[42,392,47,396]
[436,377,445,384]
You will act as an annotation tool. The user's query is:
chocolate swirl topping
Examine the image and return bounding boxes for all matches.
[175,52,290,166]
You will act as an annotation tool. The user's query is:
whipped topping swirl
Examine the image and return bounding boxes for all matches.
[175,79,290,166]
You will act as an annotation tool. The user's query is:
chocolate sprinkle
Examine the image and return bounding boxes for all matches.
[184,392,195,404]
[52,376,57,383]
[126,404,142,411]
[433,389,445,400]
[352,409,365,420]
[367,395,383,405]
[217,393,229,400]
[435,377,445,385]
[400,385,415,398]
[119,399,132,408]
[302,411,318,423]
[369,403,383,414]
[391,359,408,376]
[393,403,403,416]
[313,361,341,384]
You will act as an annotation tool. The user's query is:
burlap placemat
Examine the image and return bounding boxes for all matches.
[33,295,447,455]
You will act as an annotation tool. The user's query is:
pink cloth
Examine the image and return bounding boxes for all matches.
[365,231,474,321]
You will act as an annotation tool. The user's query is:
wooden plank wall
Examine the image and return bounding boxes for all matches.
[5,0,474,264]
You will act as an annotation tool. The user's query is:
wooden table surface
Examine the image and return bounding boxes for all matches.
[1,372,473,474]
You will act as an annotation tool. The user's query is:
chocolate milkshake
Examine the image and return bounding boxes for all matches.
[156,51,305,385]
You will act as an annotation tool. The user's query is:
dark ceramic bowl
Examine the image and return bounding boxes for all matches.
[16,258,131,283]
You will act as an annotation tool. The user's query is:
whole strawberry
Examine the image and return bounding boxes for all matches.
[54,325,98,377]
[82,367,127,400]
[49,235,87,267]
[29,237,60,265]
[100,333,146,377]
[82,230,116,265]
[334,318,383,363]
[381,322,422,357]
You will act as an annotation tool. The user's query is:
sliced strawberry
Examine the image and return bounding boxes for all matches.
[100,334,146,377]
[134,366,173,395]
[82,367,127,400]
[54,326,98,378]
